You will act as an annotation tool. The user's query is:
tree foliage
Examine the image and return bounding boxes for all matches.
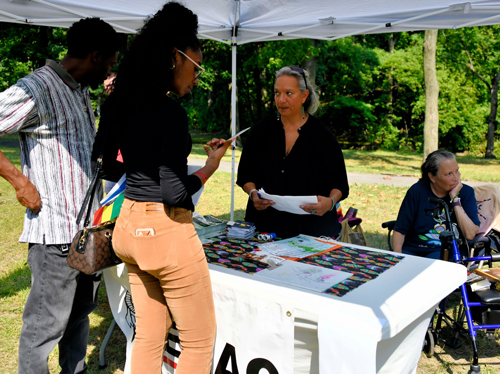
[439,26,500,157]
[0,23,121,115]
[0,24,66,91]
[0,23,498,155]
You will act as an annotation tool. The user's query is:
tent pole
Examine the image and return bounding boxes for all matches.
[230,42,236,222]
[230,0,240,222]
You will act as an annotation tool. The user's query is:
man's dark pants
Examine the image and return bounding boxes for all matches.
[18,243,101,374]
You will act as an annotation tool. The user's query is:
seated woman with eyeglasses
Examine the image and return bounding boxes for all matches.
[236,66,349,239]
[393,149,480,259]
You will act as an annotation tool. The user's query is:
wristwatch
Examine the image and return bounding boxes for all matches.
[451,197,461,207]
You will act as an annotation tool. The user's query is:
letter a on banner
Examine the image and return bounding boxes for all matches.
[215,343,239,374]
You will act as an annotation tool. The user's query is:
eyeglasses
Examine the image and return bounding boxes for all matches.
[178,50,205,80]
[285,66,308,90]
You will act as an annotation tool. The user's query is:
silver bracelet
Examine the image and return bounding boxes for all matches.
[249,188,258,201]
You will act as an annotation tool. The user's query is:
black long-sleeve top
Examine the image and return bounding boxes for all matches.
[93,95,202,211]
[236,115,349,238]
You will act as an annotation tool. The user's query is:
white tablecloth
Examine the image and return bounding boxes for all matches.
[104,241,466,374]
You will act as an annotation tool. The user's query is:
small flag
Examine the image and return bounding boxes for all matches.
[93,193,124,226]
[93,173,126,226]
[100,173,126,205]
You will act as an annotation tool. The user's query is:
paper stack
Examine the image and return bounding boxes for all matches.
[227,220,256,239]
[192,212,227,239]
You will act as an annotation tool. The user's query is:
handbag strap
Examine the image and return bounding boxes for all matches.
[76,155,103,226]
[76,121,112,226]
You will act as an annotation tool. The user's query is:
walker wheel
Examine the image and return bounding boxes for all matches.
[423,328,435,358]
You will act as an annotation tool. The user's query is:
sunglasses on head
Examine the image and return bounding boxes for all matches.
[285,66,308,90]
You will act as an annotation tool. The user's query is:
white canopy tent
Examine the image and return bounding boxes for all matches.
[2,0,500,218]
[3,1,500,41]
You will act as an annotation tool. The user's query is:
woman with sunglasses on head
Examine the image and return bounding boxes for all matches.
[237,66,349,239]
[92,2,229,373]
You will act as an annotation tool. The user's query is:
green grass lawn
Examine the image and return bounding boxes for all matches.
[342,149,500,182]
[1,135,500,373]
[189,130,500,182]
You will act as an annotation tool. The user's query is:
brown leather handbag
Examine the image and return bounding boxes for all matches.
[67,139,122,274]
[67,219,121,275]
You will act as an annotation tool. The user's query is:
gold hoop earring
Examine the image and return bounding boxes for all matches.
[170,63,176,70]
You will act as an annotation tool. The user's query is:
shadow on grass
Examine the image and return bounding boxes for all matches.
[0,140,20,148]
[429,291,500,372]
[0,142,21,166]
[0,264,127,372]
[86,280,127,373]
[366,156,421,173]
[365,232,390,251]
[214,208,246,222]
[457,156,500,165]
[0,265,128,372]
[0,264,31,298]
[343,151,421,174]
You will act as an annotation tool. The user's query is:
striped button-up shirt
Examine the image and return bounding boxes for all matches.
[0,60,100,245]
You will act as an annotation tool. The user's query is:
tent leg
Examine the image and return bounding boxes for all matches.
[99,318,117,369]
[230,43,237,221]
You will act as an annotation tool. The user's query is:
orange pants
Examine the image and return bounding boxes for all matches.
[113,198,216,374]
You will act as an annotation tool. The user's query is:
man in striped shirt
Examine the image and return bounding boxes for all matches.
[0,18,120,374]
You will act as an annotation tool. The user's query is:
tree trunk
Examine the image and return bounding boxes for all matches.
[485,71,500,159]
[389,34,395,126]
[388,33,395,53]
[423,30,440,161]
[304,39,319,88]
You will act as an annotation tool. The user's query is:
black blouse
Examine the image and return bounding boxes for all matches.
[94,95,202,211]
[236,115,349,238]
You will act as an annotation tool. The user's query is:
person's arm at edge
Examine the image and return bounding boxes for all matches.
[191,138,231,187]
[454,205,479,240]
[242,182,258,201]
[0,83,41,213]
[301,124,347,215]
[323,123,349,201]
[329,189,342,207]
[236,120,268,191]
[160,139,230,207]
[450,184,479,240]
[242,181,275,211]
[392,184,417,253]
[392,230,405,253]
[0,150,41,214]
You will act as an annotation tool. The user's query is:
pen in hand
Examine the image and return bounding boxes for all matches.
[217,127,251,148]
[217,140,229,149]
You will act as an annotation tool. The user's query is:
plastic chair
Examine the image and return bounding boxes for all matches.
[473,184,500,253]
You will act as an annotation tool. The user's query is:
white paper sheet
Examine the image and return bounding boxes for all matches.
[258,234,337,258]
[258,188,317,215]
[255,260,352,293]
